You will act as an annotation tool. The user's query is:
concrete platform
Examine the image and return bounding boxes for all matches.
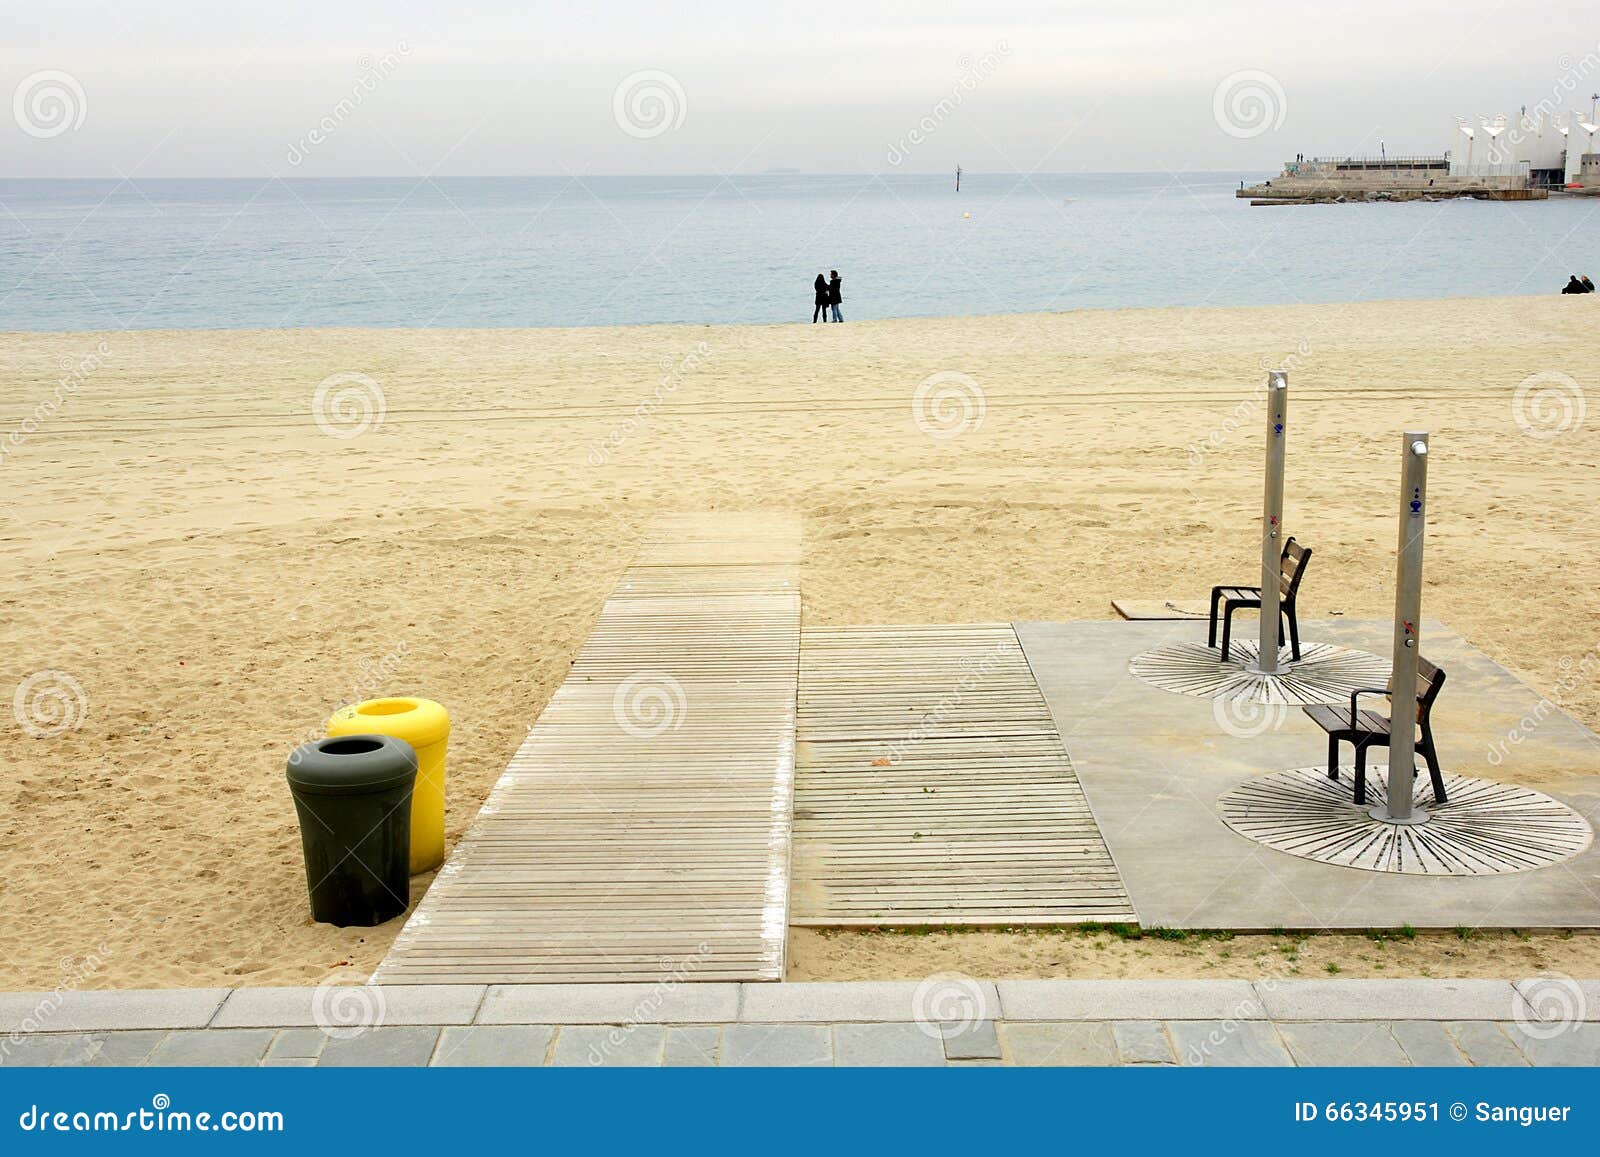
[1015,619,1600,930]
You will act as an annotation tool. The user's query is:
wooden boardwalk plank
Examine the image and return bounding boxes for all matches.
[374,513,800,984]
[789,624,1135,926]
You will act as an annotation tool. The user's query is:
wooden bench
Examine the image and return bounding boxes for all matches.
[1303,657,1448,805]
[1208,538,1311,662]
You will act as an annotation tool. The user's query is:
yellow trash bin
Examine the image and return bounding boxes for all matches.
[327,697,449,874]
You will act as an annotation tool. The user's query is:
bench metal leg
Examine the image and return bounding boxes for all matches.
[1220,603,1235,662]
[1286,607,1301,661]
[1421,735,1447,804]
[1327,734,1340,781]
[1208,589,1223,648]
[1353,743,1368,805]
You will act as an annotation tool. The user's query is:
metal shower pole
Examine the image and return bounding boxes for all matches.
[1375,432,1430,825]
[1249,372,1289,675]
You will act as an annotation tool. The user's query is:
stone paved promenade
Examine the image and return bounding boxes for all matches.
[2,980,1596,1067]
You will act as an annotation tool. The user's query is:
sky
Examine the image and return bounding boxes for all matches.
[4,1,1600,177]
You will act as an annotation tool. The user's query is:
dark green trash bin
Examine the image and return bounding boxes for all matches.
[286,734,418,927]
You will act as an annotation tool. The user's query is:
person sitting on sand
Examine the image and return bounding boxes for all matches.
[813,273,829,323]
[828,270,843,323]
[1584,276,1596,293]
[1563,274,1586,294]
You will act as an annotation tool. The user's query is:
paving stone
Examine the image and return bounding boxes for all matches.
[941,1020,1002,1061]
[213,985,482,1028]
[72,1031,169,1067]
[144,1030,275,1067]
[1277,1022,1411,1066]
[999,980,1263,1021]
[262,1058,317,1067]
[1168,1021,1293,1067]
[1256,980,1517,1022]
[0,989,229,1033]
[1391,1021,1468,1066]
[1444,1022,1529,1067]
[316,1027,441,1067]
[265,1029,327,1062]
[549,1025,665,1067]
[432,1026,553,1067]
[833,1023,946,1067]
[719,1024,833,1067]
[0,1033,78,1066]
[662,1027,720,1067]
[480,984,737,1025]
[1002,1023,1120,1066]
[740,981,999,1024]
[1501,1023,1600,1067]
[1113,1021,1175,1064]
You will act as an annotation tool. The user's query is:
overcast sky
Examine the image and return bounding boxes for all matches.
[5,1,1600,177]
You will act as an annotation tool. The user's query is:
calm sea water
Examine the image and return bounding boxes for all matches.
[0,173,1592,331]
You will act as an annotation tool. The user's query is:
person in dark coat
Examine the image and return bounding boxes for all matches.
[1563,274,1586,293]
[828,270,843,322]
[1583,275,1596,293]
[813,274,829,322]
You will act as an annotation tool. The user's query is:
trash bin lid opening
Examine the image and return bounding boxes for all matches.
[357,698,420,716]
[321,737,386,756]
[327,697,449,748]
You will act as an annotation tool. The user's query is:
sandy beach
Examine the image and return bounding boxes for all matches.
[2,294,1596,990]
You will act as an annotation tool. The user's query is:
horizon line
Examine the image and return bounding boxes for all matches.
[0,169,1269,182]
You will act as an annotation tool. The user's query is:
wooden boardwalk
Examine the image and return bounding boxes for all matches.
[375,514,800,984]
[790,625,1134,925]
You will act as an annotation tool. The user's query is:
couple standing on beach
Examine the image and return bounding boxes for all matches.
[813,270,843,323]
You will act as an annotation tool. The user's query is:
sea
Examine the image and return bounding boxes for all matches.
[1,172,1593,331]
